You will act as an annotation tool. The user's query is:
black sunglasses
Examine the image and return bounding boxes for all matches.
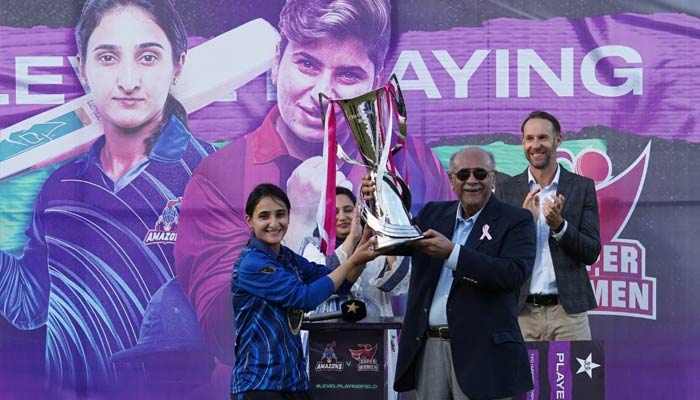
[451,168,493,181]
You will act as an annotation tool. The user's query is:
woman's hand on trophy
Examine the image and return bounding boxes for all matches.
[360,174,376,202]
[359,220,375,246]
[350,234,381,266]
[340,206,364,256]
[342,227,380,285]
[349,206,364,244]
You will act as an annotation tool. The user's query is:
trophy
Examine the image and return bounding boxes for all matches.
[319,75,422,250]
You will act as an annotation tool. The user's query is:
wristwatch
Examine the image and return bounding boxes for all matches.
[551,220,565,235]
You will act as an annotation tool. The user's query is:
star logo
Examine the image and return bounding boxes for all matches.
[576,353,600,379]
[345,301,359,314]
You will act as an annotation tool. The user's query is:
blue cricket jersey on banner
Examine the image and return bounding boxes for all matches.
[0,115,214,391]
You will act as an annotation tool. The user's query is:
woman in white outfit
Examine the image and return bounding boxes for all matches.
[300,186,409,400]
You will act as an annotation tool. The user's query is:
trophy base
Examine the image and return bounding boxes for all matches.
[364,211,423,250]
[376,234,424,250]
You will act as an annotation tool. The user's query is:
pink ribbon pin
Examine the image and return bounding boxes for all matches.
[480,224,492,240]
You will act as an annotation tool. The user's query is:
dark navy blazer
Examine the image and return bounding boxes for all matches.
[394,195,536,399]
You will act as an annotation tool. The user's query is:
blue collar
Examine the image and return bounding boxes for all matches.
[246,237,304,284]
[247,236,278,257]
[247,235,293,260]
[83,115,192,169]
[455,203,484,226]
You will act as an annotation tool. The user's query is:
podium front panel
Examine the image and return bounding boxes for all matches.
[306,320,399,400]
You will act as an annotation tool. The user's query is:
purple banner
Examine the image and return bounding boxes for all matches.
[384,13,700,143]
[3,13,700,144]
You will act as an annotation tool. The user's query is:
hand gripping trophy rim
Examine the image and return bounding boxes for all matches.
[318,74,422,250]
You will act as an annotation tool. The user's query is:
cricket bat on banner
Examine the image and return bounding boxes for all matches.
[0,18,280,181]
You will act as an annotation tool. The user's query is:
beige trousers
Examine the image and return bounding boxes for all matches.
[518,303,591,341]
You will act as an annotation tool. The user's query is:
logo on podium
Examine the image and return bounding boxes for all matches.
[349,344,379,372]
[315,341,344,372]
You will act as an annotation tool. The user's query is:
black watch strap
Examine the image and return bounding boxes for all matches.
[552,220,565,234]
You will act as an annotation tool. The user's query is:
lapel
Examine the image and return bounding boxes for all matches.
[437,201,460,239]
[513,169,531,201]
[465,195,500,250]
[556,165,574,214]
[419,202,459,295]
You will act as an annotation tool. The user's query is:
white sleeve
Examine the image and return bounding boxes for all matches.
[299,237,327,265]
[368,256,411,295]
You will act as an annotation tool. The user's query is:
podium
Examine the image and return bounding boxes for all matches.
[302,316,402,400]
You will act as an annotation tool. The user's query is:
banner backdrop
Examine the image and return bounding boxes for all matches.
[1,1,699,399]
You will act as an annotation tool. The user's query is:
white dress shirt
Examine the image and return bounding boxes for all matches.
[428,205,483,326]
[528,166,568,295]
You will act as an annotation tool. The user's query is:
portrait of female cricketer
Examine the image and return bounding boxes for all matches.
[0,0,214,395]
[174,0,451,391]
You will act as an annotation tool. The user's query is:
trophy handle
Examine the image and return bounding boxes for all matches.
[388,74,404,106]
[387,75,407,157]
[388,74,407,122]
[381,171,412,212]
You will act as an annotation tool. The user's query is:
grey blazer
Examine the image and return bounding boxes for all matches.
[495,166,601,314]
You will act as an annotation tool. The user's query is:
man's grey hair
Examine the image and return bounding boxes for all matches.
[448,147,496,172]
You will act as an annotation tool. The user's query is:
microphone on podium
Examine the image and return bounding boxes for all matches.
[304,300,367,322]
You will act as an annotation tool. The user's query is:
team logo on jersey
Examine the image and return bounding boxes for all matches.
[315,341,344,372]
[349,344,379,372]
[144,197,182,245]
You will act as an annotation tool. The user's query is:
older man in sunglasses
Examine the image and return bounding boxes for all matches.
[362,147,536,399]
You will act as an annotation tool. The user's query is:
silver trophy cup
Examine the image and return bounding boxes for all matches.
[319,75,422,249]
